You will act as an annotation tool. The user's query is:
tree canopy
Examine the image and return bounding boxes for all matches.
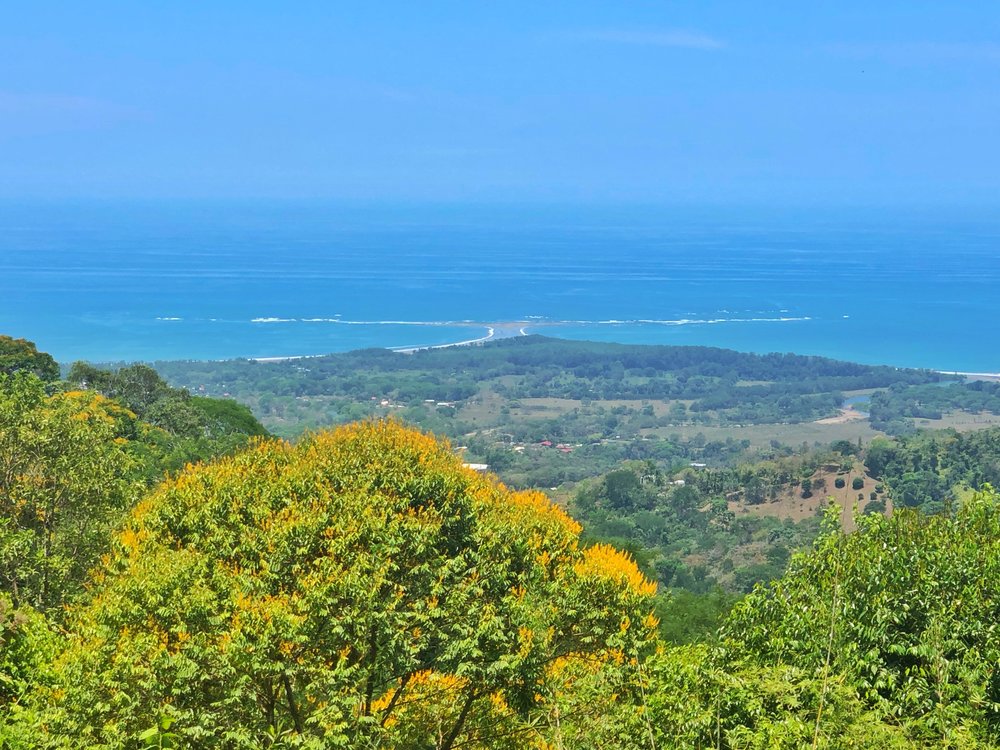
[0,336,59,383]
[721,491,1000,746]
[0,373,140,612]
[34,420,659,748]
[66,362,267,441]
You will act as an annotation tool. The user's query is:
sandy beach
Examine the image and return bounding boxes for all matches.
[250,322,532,362]
[391,322,530,354]
[939,371,1000,382]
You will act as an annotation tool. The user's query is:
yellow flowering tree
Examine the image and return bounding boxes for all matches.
[39,420,658,748]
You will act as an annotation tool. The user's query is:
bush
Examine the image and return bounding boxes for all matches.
[835,477,846,489]
[864,499,886,514]
[851,477,865,490]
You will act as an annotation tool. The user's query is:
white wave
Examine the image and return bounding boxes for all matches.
[574,316,813,326]
[343,320,440,326]
[256,317,491,328]
[343,320,496,327]
[249,315,810,330]
[155,316,182,321]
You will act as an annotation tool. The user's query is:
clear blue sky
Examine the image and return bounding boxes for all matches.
[2,1,998,204]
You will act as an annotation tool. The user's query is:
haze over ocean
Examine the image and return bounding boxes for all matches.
[2,200,998,372]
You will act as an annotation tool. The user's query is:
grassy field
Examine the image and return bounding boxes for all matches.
[914,410,1000,432]
[729,461,889,532]
[640,420,884,450]
[458,389,884,448]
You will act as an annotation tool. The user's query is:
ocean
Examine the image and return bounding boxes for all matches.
[1,201,998,372]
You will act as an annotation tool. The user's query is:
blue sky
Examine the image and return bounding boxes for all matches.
[2,1,998,203]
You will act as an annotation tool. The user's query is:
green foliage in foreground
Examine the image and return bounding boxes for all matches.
[17,421,659,748]
[553,490,1000,748]
[63,360,270,483]
[2,334,999,749]
[0,334,261,615]
[0,373,140,612]
[721,492,1000,746]
[1,431,997,747]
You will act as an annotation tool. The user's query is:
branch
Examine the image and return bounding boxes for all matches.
[440,691,477,750]
[282,672,304,734]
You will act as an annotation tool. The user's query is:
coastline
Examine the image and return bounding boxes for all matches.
[391,322,533,354]
[938,371,1000,382]
[247,338,1000,374]
[391,327,496,354]
[80,314,996,372]
[250,322,532,362]
[223,323,1000,373]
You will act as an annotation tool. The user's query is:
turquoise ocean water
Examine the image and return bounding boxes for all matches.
[1,201,998,371]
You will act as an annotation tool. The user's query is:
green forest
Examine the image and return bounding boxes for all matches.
[869,381,1000,435]
[2,334,1000,748]
[153,336,945,435]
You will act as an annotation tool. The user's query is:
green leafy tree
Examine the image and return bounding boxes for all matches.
[0,596,58,732]
[604,468,646,510]
[721,490,1000,745]
[0,374,139,611]
[189,397,269,438]
[0,337,58,383]
[67,363,167,414]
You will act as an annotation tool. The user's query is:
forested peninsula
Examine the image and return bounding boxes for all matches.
[2,333,1000,748]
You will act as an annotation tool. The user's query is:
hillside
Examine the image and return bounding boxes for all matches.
[1,397,997,746]
[3,334,1000,746]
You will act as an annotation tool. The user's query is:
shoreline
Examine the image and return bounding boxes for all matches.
[209,324,1000,373]
[391,327,496,354]
[250,322,533,362]
[938,371,1000,381]
[124,316,999,371]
